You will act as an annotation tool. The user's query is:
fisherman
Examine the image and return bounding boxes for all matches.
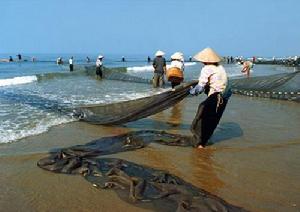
[17,54,22,61]
[241,60,253,78]
[86,56,91,63]
[147,56,151,63]
[122,56,126,62]
[9,56,13,62]
[167,52,184,89]
[69,56,74,72]
[56,57,63,65]
[190,48,231,149]
[152,50,166,88]
[96,55,104,79]
[189,56,192,62]
[294,56,299,66]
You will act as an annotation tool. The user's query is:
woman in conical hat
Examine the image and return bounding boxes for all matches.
[167,52,185,89]
[190,47,231,149]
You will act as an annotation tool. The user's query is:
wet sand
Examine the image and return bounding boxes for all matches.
[1,95,300,212]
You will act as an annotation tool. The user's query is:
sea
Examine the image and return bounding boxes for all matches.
[0,53,297,143]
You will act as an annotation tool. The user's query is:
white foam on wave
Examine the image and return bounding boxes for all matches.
[127,62,197,73]
[127,65,153,72]
[0,76,38,87]
[0,116,75,144]
[184,62,197,66]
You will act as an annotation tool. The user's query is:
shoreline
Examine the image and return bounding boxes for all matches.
[1,95,300,211]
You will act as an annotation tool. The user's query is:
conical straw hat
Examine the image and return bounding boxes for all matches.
[171,52,183,60]
[193,48,221,63]
[98,55,104,59]
[155,50,165,57]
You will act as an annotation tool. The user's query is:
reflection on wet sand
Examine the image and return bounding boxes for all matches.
[167,102,183,127]
[190,148,225,195]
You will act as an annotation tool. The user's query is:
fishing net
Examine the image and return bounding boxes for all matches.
[74,81,198,125]
[38,130,246,212]
[230,71,300,101]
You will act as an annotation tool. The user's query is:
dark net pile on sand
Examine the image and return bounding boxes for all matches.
[38,130,247,212]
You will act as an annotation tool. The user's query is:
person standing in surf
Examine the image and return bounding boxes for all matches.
[96,55,104,79]
[241,60,253,78]
[190,47,231,149]
[167,52,185,89]
[69,56,74,72]
[16,54,22,61]
[152,50,167,88]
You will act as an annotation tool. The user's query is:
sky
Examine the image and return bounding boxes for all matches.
[0,0,299,57]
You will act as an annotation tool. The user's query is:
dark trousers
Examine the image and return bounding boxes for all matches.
[171,81,181,88]
[69,64,73,72]
[191,93,228,147]
[96,66,103,78]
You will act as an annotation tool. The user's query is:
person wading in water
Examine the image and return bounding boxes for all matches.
[152,50,166,88]
[96,55,104,79]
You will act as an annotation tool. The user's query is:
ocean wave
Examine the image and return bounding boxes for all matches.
[127,62,197,73]
[0,116,75,144]
[0,76,38,87]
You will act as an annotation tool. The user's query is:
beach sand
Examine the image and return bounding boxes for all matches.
[1,95,300,212]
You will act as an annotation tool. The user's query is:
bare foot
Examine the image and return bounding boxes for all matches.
[197,145,204,149]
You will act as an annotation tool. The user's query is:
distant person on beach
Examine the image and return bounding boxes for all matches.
[189,56,192,62]
[190,48,231,149]
[241,60,253,78]
[86,56,91,63]
[56,57,63,65]
[294,56,299,66]
[17,54,22,61]
[167,52,184,89]
[69,57,74,72]
[9,56,13,62]
[122,56,125,62]
[147,56,151,63]
[152,50,166,88]
[32,57,36,62]
[96,55,104,79]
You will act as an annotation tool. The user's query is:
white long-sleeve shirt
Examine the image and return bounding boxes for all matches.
[190,65,228,96]
[96,59,103,67]
[169,60,184,71]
